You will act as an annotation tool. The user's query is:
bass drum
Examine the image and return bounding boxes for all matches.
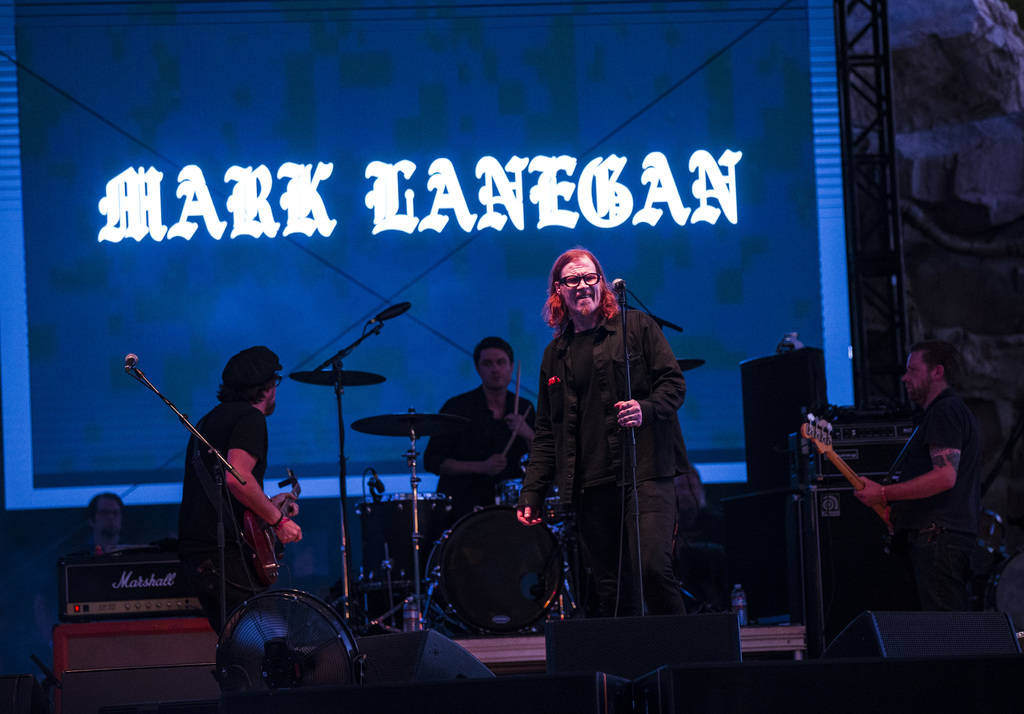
[430,505,561,634]
[988,551,1024,629]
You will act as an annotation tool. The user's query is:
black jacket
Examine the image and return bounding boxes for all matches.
[519,310,690,510]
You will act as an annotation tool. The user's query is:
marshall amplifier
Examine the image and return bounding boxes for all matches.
[58,548,203,621]
[817,420,915,480]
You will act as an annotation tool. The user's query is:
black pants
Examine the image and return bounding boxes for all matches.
[894,527,974,611]
[575,478,686,617]
[181,547,262,634]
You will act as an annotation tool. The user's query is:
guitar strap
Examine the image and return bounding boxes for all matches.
[885,424,920,484]
[189,417,244,548]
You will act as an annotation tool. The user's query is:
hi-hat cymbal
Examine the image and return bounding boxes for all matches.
[351,412,469,437]
[289,370,386,387]
[676,358,706,372]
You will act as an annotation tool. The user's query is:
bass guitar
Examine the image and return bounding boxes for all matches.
[242,469,301,585]
[800,415,893,533]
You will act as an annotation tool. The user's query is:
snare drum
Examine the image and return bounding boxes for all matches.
[428,505,561,633]
[356,493,453,583]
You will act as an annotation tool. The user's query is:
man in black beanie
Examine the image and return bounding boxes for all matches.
[178,346,302,633]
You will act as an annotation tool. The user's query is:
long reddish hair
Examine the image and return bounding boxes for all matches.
[543,247,619,334]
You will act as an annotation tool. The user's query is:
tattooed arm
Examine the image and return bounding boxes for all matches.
[856,446,960,507]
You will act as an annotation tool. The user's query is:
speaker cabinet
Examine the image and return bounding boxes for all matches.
[806,485,916,649]
[0,675,47,714]
[544,614,740,679]
[53,617,216,676]
[60,663,220,714]
[822,610,1022,658]
[741,348,827,491]
[355,630,494,683]
[722,489,804,623]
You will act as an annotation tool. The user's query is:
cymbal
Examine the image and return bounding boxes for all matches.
[289,370,386,387]
[351,412,469,437]
[677,358,706,372]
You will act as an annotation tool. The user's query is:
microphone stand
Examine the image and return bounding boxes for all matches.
[626,288,683,333]
[125,361,244,632]
[312,318,391,622]
[615,287,646,614]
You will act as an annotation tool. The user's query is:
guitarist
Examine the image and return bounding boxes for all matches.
[854,340,981,611]
[178,346,302,633]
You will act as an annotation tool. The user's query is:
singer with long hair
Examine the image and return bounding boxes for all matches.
[517,247,689,617]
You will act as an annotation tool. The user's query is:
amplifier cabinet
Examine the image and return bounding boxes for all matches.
[816,420,914,480]
[58,549,203,621]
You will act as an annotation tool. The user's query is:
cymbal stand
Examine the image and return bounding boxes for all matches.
[550,512,581,620]
[404,408,425,630]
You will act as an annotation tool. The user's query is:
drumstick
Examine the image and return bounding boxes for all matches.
[501,403,532,457]
[513,361,521,419]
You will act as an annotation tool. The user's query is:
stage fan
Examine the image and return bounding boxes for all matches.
[216,588,360,692]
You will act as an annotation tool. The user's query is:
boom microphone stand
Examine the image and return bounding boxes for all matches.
[611,280,646,614]
[123,353,244,631]
[310,302,410,621]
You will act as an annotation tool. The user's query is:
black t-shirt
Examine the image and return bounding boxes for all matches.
[892,389,981,533]
[423,386,535,521]
[178,401,268,558]
[570,327,613,488]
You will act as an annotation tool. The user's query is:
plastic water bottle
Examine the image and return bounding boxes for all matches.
[402,596,421,632]
[730,584,748,626]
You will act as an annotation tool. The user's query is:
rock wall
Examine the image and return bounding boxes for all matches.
[888,0,1024,549]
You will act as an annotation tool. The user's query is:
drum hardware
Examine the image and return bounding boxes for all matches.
[354,492,454,632]
[676,358,706,372]
[352,410,469,631]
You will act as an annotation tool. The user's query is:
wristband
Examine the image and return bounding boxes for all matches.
[271,511,285,528]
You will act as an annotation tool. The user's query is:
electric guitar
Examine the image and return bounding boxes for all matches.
[800,415,893,533]
[242,469,301,586]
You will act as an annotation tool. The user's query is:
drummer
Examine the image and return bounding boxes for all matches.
[424,337,535,521]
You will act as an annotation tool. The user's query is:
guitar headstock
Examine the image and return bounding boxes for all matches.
[800,413,833,454]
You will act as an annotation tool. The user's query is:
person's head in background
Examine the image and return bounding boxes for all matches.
[87,492,124,552]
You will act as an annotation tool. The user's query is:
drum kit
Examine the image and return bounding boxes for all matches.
[971,509,1024,627]
[291,312,708,635]
[345,410,574,635]
[289,362,575,635]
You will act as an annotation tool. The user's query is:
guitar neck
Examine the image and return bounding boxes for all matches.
[822,449,891,528]
[822,450,864,490]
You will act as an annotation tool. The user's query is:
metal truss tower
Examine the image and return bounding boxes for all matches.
[834,0,908,408]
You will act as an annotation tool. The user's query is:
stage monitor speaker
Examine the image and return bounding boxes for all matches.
[356,630,494,683]
[222,673,631,714]
[545,614,740,679]
[0,675,47,714]
[822,610,1022,658]
[741,348,826,491]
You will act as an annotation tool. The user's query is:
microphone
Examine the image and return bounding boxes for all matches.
[612,278,627,306]
[366,468,386,502]
[124,353,138,372]
[370,301,411,324]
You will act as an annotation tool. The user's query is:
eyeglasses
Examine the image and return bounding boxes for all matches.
[558,272,601,288]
